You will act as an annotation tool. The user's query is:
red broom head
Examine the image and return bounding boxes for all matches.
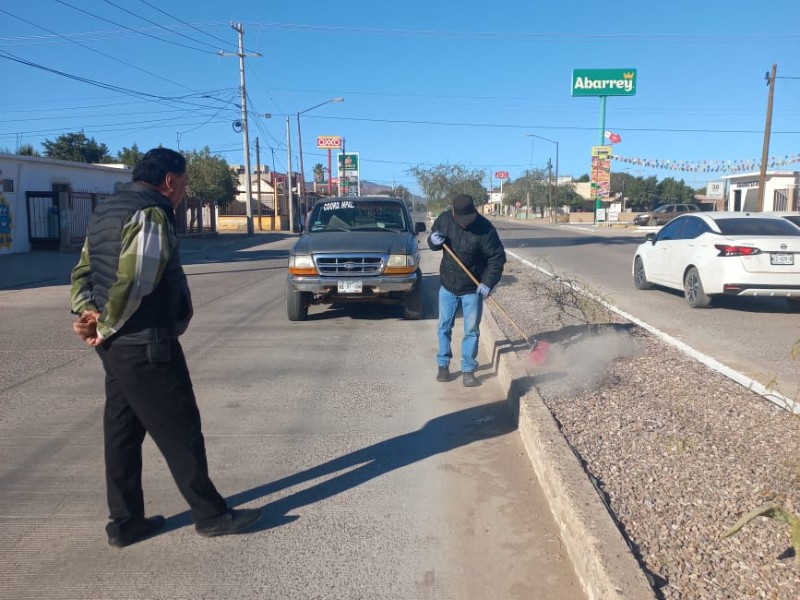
[529,340,551,365]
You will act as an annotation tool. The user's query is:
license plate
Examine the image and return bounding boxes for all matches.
[770,253,794,265]
[338,280,363,293]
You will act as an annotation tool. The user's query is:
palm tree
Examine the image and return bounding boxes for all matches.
[313,163,325,183]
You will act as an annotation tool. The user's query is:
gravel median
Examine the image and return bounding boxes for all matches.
[490,256,800,600]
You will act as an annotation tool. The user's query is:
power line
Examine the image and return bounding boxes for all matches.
[250,21,800,44]
[309,115,800,135]
[0,49,232,112]
[98,0,231,53]
[0,9,216,96]
[134,0,239,52]
[50,0,217,54]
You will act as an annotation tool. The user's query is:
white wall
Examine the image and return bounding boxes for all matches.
[0,154,131,253]
[723,171,800,212]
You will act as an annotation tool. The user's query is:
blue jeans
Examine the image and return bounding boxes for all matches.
[437,286,483,374]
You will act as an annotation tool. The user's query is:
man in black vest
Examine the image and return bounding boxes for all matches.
[70,148,261,547]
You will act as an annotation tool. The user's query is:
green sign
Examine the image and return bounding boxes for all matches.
[572,69,637,97]
[338,153,359,172]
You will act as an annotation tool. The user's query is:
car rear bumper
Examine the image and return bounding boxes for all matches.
[722,283,800,297]
[287,271,419,295]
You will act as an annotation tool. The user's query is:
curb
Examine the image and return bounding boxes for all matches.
[479,307,656,600]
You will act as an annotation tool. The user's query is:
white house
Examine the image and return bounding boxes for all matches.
[721,171,800,212]
[0,154,131,254]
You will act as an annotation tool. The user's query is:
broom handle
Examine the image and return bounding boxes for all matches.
[441,242,531,343]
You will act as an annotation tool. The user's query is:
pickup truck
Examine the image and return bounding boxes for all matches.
[285,196,427,321]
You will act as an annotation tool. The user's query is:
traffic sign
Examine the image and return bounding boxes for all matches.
[495,171,509,180]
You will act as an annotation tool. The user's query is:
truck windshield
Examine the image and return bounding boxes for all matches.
[308,200,407,232]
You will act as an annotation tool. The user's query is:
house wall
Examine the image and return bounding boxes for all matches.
[723,171,800,212]
[0,154,131,254]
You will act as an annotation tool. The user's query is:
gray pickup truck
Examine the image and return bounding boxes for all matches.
[285,196,427,321]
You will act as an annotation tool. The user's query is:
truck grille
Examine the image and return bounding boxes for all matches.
[315,254,386,276]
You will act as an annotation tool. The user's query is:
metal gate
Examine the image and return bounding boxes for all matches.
[26,191,60,246]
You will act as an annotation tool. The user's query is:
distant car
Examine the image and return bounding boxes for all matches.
[633,203,700,226]
[632,211,800,309]
[285,196,427,321]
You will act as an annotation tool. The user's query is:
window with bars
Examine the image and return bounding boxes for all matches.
[2,179,13,193]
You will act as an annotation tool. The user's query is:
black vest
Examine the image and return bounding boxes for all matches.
[86,181,192,341]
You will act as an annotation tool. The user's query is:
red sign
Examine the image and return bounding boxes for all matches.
[495,171,509,179]
[317,136,342,149]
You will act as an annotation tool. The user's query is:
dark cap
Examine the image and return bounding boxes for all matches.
[451,194,477,227]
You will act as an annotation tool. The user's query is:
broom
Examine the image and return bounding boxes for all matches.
[441,242,550,365]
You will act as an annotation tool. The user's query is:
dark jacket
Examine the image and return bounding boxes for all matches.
[427,210,506,295]
[86,181,191,343]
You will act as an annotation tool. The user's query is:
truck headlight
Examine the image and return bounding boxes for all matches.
[288,254,317,275]
[384,254,418,275]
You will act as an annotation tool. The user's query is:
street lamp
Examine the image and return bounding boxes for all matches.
[525,134,559,221]
[296,97,344,227]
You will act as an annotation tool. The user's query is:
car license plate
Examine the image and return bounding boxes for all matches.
[338,280,363,293]
[770,253,794,265]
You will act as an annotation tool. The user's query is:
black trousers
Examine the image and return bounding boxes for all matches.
[96,339,227,523]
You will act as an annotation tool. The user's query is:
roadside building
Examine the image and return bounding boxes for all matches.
[0,153,131,254]
[722,171,800,212]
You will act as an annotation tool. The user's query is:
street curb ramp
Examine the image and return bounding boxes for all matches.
[479,307,656,600]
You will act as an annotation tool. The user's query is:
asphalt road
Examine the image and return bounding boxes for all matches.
[0,234,584,600]
[492,217,800,402]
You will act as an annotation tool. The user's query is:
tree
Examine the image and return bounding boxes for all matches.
[501,169,548,212]
[657,177,695,205]
[626,176,659,211]
[117,144,143,169]
[575,173,590,183]
[312,163,325,183]
[407,164,486,215]
[42,132,112,163]
[16,144,40,156]
[184,147,237,207]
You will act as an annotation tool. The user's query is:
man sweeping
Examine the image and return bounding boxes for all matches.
[427,194,506,387]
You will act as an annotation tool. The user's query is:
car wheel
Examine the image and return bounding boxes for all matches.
[684,267,712,308]
[286,287,309,321]
[403,274,424,320]
[633,257,653,290]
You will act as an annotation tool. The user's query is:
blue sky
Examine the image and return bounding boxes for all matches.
[1,0,798,195]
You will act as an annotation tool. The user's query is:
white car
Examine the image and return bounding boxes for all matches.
[632,211,800,308]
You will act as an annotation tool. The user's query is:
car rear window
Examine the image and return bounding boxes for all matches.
[715,218,800,236]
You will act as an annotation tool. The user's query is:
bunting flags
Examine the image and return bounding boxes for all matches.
[611,154,800,173]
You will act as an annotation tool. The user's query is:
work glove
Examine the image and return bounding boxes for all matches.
[477,284,491,298]
[430,231,445,246]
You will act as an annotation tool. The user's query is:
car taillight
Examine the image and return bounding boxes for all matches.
[714,244,761,257]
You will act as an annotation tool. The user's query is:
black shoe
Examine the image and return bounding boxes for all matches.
[463,372,480,387]
[195,508,262,538]
[436,366,449,382]
[107,515,165,548]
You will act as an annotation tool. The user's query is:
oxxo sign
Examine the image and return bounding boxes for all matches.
[571,69,637,97]
[317,135,342,149]
[495,171,509,179]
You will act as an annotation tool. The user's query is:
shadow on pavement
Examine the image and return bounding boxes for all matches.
[161,400,517,534]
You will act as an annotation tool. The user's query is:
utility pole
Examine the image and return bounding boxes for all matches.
[219,22,261,235]
[756,63,777,212]
[255,137,262,231]
[547,159,553,223]
[286,116,295,232]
